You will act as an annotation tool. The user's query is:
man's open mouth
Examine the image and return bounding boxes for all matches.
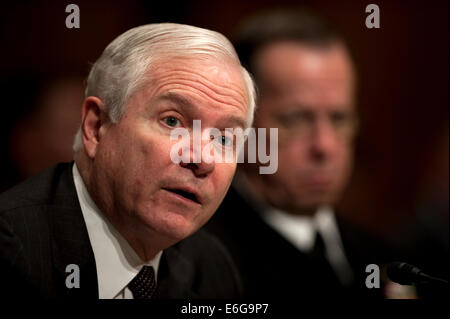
[162,188,200,204]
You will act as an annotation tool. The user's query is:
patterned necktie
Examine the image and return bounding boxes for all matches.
[128,266,157,299]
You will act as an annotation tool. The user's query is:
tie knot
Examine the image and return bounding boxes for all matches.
[128,266,157,299]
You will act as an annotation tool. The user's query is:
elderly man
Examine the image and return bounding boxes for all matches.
[206,9,393,299]
[0,23,255,299]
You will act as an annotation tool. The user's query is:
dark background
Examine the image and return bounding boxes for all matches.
[0,0,448,244]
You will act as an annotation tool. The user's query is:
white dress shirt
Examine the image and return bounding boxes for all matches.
[233,171,354,286]
[73,164,162,299]
[261,205,354,286]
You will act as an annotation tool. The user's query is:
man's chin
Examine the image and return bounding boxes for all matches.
[291,196,337,214]
[154,216,199,242]
[290,205,319,216]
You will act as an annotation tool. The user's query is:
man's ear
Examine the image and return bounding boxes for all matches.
[80,96,108,159]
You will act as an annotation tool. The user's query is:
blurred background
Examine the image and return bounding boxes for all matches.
[0,0,448,280]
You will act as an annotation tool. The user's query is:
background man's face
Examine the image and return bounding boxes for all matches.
[253,41,357,214]
[91,56,248,241]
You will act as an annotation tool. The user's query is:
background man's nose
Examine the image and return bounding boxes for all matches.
[310,120,337,162]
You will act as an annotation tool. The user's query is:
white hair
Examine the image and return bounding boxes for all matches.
[73,23,256,151]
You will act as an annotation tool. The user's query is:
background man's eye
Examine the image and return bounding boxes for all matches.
[164,116,179,127]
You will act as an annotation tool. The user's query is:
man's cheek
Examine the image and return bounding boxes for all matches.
[153,139,176,161]
[220,163,237,187]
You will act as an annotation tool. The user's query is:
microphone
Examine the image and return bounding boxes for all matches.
[387,262,449,286]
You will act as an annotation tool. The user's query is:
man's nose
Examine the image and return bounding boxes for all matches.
[179,138,215,177]
[310,120,337,162]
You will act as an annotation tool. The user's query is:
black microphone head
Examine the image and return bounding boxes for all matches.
[387,262,423,285]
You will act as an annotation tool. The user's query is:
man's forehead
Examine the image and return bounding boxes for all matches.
[149,55,242,81]
[140,55,249,119]
[146,56,247,99]
[257,41,354,84]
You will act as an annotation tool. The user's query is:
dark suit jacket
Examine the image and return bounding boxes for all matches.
[205,186,394,299]
[0,163,242,299]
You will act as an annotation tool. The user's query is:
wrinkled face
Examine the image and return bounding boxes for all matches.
[253,41,357,213]
[91,56,248,241]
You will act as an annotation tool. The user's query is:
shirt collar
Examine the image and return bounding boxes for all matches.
[260,205,337,252]
[232,171,337,252]
[72,163,162,299]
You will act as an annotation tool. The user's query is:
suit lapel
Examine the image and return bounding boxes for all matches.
[47,163,99,299]
[156,245,200,299]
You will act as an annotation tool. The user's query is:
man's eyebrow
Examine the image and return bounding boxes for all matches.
[158,92,248,129]
[218,116,247,130]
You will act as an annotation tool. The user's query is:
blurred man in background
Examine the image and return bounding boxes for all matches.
[207,8,397,299]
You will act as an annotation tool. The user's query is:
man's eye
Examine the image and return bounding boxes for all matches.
[163,116,180,127]
[278,112,313,128]
[331,113,346,124]
[220,135,232,147]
